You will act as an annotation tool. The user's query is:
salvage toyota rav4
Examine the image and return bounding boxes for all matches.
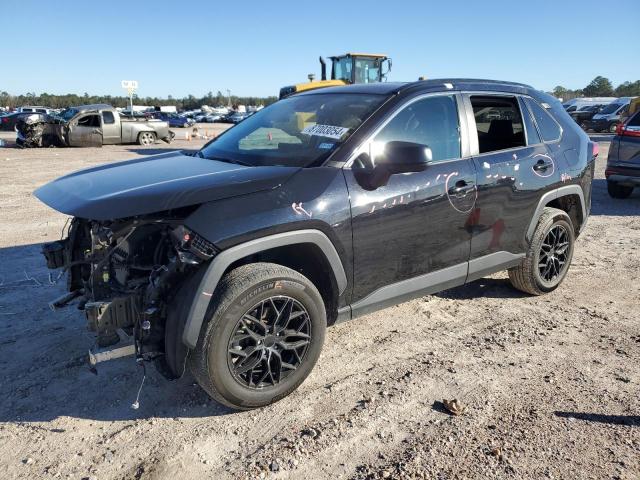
[36,80,596,409]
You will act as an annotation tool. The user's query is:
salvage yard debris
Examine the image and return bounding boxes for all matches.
[443,398,467,416]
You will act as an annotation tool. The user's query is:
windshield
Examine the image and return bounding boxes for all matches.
[600,103,622,115]
[354,58,381,83]
[333,57,353,82]
[199,93,386,168]
[56,108,79,121]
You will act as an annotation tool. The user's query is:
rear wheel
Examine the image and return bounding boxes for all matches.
[509,208,575,295]
[137,131,156,146]
[607,180,633,199]
[183,122,189,128]
[189,263,326,410]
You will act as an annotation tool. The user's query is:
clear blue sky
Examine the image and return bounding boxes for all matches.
[3,0,639,98]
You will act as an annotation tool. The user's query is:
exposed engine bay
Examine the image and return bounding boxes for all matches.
[43,214,216,377]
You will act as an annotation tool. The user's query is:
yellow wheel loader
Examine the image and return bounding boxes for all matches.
[279,53,392,99]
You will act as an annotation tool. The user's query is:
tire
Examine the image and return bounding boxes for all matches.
[137,131,156,146]
[607,180,633,199]
[189,262,326,410]
[508,207,575,295]
[183,122,189,128]
[608,123,618,134]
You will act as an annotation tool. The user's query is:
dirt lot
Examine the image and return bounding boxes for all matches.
[0,131,638,480]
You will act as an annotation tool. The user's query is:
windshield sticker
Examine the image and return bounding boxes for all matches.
[318,142,334,150]
[301,124,349,140]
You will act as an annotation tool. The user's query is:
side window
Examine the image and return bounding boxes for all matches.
[77,114,101,128]
[470,95,525,154]
[628,112,640,127]
[102,111,115,124]
[566,106,576,112]
[525,98,562,142]
[373,95,461,163]
[519,98,541,145]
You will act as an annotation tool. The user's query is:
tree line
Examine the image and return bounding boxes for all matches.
[552,76,640,101]
[2,76,638,110]
[0,90,278,110]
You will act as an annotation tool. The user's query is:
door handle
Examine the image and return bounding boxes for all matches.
[92,129,101,134]
[533,159,552,172]
[448,180,475,195]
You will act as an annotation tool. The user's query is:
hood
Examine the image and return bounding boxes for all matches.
[34,151,300,220]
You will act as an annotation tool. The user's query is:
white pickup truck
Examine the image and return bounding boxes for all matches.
[16,104,174,148]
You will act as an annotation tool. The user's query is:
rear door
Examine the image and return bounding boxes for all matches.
[462,93,559,281]
[68,113,103,147]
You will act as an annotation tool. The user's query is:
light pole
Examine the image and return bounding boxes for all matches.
[226,89,231,108]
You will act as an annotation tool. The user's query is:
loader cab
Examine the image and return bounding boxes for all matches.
[329,53,391,84]
[279,52,391,99]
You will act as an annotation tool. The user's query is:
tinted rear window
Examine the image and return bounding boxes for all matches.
[525,98,562,142]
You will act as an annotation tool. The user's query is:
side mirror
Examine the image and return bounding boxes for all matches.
[376,141,432,174]
[353,141,431,190]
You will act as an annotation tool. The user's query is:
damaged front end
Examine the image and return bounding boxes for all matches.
[16,113,67,148]
[43,213,217,377]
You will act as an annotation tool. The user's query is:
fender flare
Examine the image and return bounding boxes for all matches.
[182,229,348,348]
[526,185,586,241]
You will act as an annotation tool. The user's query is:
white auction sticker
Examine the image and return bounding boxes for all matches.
[301,124,349,140]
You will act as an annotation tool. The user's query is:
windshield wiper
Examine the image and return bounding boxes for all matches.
[199,152,252,167]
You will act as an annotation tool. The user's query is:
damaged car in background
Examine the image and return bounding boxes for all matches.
[16,104,174,147]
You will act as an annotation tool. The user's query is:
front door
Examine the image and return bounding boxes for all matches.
[68,113,102,147]
[463,94,560,281]
[344,93,477,316]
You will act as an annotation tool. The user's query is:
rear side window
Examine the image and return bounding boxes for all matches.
[628,112,640,127]
[525,99,562,142]
[470,95,525,154]
[102,111,115,124]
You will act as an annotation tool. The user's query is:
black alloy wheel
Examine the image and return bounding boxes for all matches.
[538,225,570,285]
[227,296,311,388]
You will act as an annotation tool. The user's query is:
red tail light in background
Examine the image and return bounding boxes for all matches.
[592,142,599,159]
[620,126,640,137]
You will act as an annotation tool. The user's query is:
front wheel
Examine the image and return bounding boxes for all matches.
[607,181,633,199]
[137,131,156,146]
[183,122,189,128]
[608,123,618,134]
[189,263,326,410]
[509,207,575,295]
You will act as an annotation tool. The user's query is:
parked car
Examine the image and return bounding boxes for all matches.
[222,111,250,124]
[202,114,222,123]
[17,106,51,114]
[151,112,195,128]
[0,111,27,131]
[16,104,173,147]
[35,79,595,409]
[562,97,616,112]
[585,98,634,133]
[569,104,605,129]
[605,110,640,198]
[194,112,210,122]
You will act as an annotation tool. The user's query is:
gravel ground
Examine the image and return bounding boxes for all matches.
[0,133,638,480]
